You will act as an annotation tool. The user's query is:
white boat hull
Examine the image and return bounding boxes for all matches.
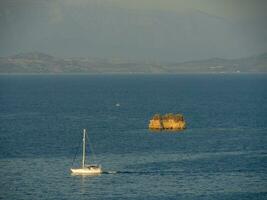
[71,166,102,175]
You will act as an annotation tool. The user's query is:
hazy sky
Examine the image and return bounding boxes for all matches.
[0,0,267,62]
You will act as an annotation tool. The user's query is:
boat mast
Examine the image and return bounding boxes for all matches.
[82,129,86,168]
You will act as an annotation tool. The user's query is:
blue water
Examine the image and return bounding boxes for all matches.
[0,74,267,199]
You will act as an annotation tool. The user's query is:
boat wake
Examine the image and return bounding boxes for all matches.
[102,170,181,175]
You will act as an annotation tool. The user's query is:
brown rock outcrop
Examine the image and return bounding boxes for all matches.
[149,113,186,130]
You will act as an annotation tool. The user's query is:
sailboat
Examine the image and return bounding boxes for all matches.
[70,129,102,175]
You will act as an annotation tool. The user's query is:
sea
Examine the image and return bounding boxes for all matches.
[0,74,266,200]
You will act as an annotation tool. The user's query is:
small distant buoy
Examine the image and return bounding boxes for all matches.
[116,103,120,107]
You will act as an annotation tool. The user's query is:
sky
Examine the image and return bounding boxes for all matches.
[0,0,267,62]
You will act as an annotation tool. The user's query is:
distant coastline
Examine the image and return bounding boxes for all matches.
[0,52,266,74]
[1,72,266,76]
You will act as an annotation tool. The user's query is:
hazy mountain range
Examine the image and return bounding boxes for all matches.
[0,52,266,74]
[1,1,267,62]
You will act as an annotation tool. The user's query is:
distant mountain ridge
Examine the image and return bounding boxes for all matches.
[0,52,266,73]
